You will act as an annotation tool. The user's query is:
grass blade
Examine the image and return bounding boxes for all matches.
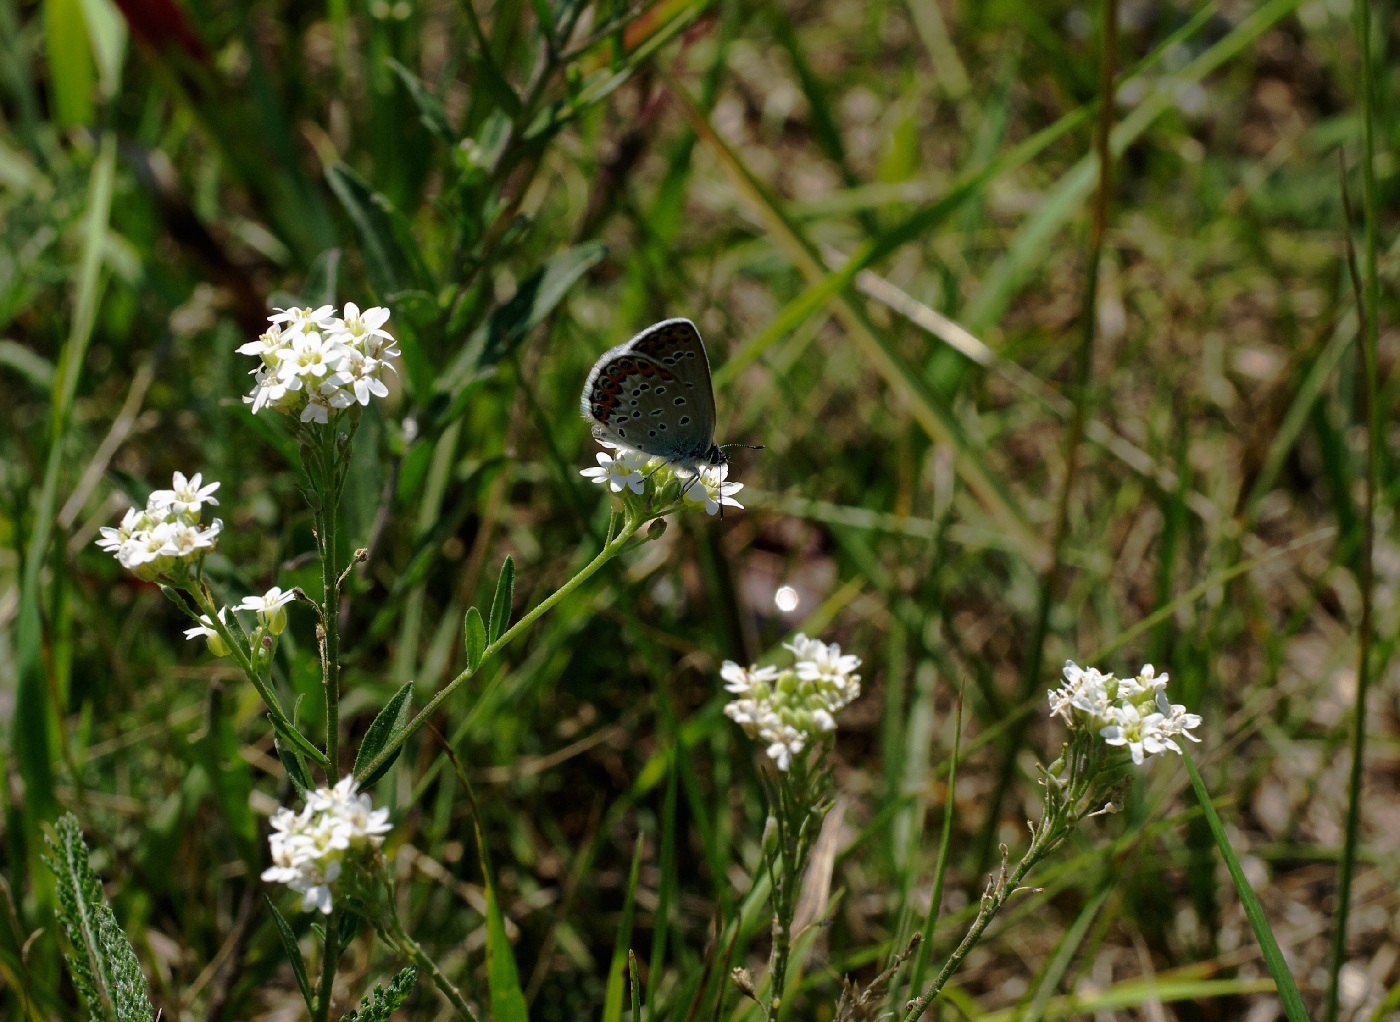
[1180,751,1309,1022]
[906,683,962,1001]
[14,131,116,826]
[602,834,645,1022]
[666,73,1046,564]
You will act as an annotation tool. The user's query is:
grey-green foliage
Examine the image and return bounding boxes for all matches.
[340,966,418,1022]
[43,814,154,1022]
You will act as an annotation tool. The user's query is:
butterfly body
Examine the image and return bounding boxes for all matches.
[580,318,725,472]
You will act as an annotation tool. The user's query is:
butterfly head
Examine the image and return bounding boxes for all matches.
[703,444,727,468]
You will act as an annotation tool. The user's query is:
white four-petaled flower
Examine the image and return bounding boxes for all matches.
[681,463,744,516]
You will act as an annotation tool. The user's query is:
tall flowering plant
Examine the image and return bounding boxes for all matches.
[722,634,862,1021]
[92,293,759,1021]
[897,660,1201,1020]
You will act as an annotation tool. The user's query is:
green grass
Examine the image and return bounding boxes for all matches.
[2,0,1396,1017]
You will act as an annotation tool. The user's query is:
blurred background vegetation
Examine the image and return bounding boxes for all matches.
[1,0,1397,1017]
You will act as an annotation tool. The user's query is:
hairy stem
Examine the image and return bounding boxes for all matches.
[387,914,481,1021]
[313,908,340,1022]
[319,432,341,777]
[189,584,328,766]
[354,508,642,785]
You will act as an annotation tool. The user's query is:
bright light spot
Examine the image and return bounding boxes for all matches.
[774,585,800,613]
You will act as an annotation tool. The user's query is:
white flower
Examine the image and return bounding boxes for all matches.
[331,303,397,360]
[184,609,233,657]
[97,506,144,552]
[238,586,296,634]
[1118,663,1168,702]
[681,463,744,516]
[763,722,806,771]
[98,472,224,581]
[721,633,862,771]
[720,661,779,695]
[580,449,650,494]
[269,305,336,329]
[1054,659,1203,766]
[788,633,861,697]
[148,471,221,516]
[275,329,345,384]
[299,394,333,424]
[261,775,392,915]
[242,304,398,420]
[1048,660,1113,724]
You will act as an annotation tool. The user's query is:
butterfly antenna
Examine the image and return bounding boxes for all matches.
[721,443,765,451]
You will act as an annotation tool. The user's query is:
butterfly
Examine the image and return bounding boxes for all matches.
[580,318,727,474]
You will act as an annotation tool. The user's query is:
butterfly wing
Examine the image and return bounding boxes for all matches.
[581,319,718,462]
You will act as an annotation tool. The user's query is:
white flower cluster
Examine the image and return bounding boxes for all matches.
[722,633,861,770]
[96,472,223,582]
[580,442,744,516]
[1049,660,1202,765]
[261,775,392,914]
[239,303,399,424]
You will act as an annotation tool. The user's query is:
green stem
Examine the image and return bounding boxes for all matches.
[319,431,342,777]
[189,584,328,766]
[768,785,793,1021]
[354,509,642,786]
[1326,0,1380,1013]
[903,827,1061,1021]
[386,914,481,1021]
[313,908,340,1022]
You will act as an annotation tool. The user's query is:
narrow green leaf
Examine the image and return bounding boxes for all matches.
[14,133,116,826]
[478,241,607,367]
[385,59,452,143]
[603,834,645,1022]
[464,607,487,671]
[44,0,95,126]
[629,950,642,1022]
[1181,751,1309,1022]
[488,556,515,643]
[484,878,529,1022]
[274,732,311,799]
[44,815,155,1022]
[352,681,415,788]
[265,896,315,1015]
[907,686,962,1001]
[324,162,417,298]
[269,713,330,767]
[457,762,529,1022]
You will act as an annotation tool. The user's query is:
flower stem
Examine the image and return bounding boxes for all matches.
[353,509,641,785]
[188,584,328,766]
[767,773,795,1021]
[319,431,342,777]
[386,916,482,1021]
[902,824,1064,1021]
[313,908,340,1022]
